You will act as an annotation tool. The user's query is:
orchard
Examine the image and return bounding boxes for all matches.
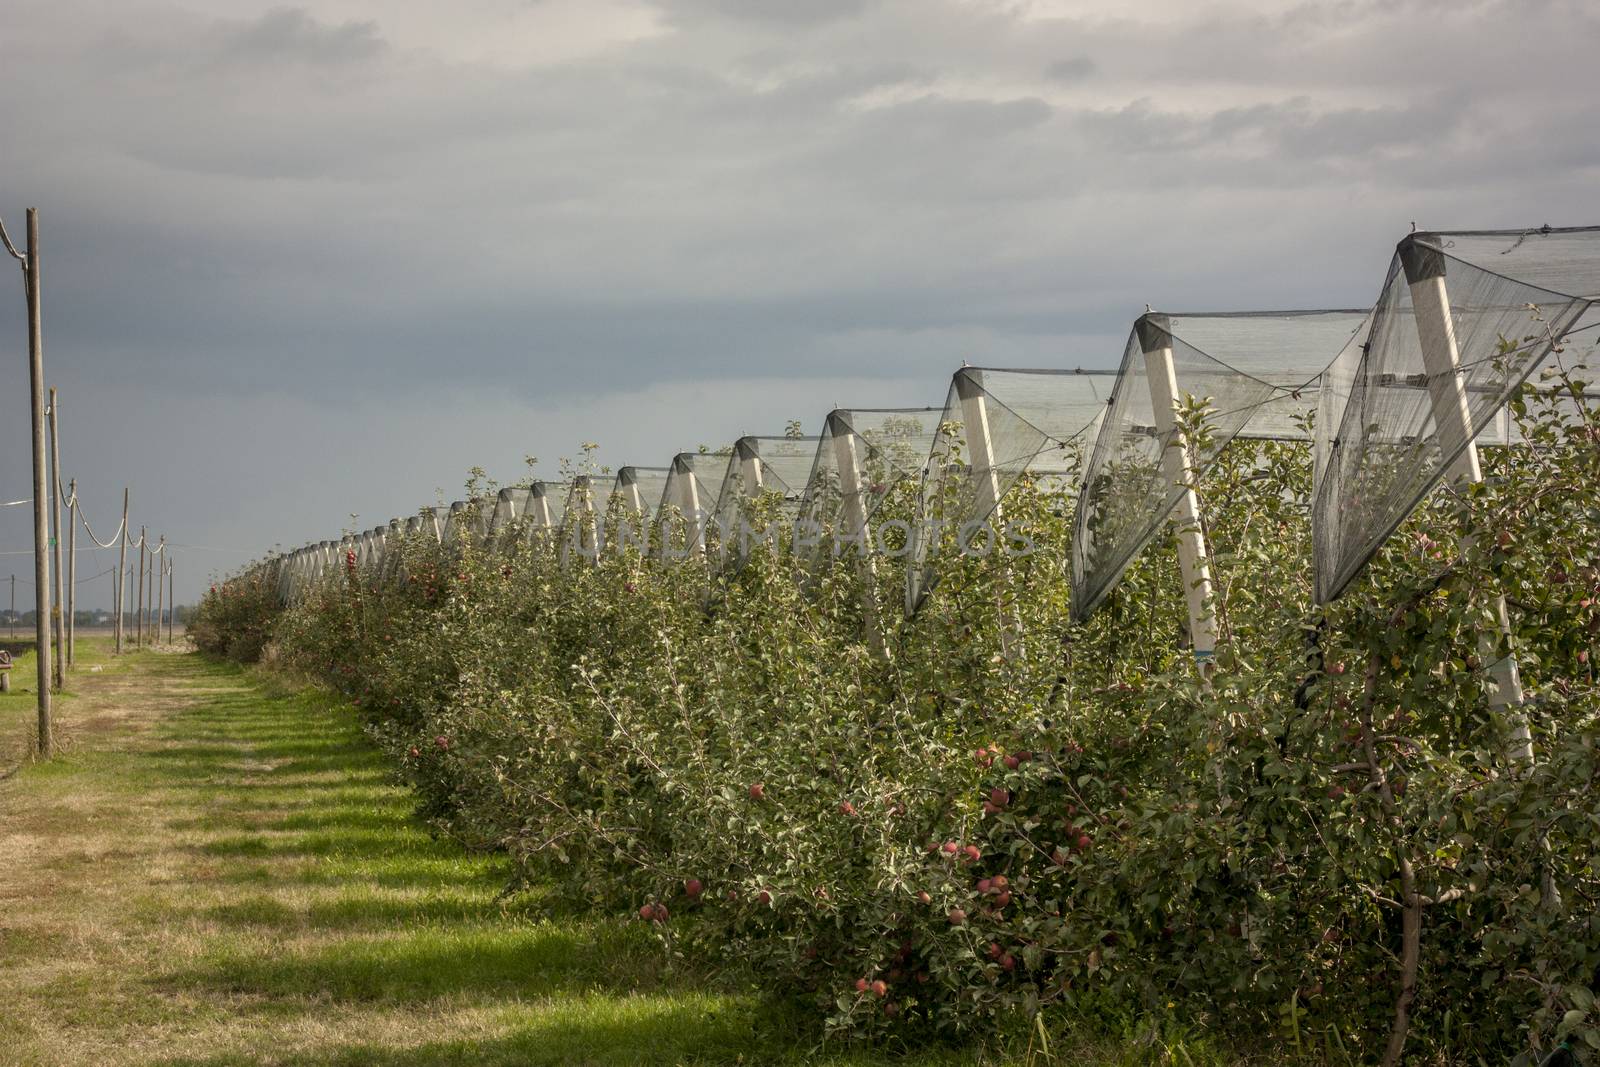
[192,374,1600,1065]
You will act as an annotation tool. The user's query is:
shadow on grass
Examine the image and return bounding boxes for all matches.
[118,655,1003,1067]
[150,990,968,1067]
[160,920,675,1005]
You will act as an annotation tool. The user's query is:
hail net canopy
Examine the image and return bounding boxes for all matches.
[501,482,566,538]
[710,436,822,570]
[607,467,672,554]
[1313,227,1600,603]
[658,453,725,556]
[1070,310,1370,623]
[907,368,1111,615]
[795,408,941,576]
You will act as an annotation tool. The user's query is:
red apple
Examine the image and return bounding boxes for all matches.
[870,980,888,998]
[684,878,703,898]
[748,782,765,800]
[855,977,869,993]
[948,908,966,926]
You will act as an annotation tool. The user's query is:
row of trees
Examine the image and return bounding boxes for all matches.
[198,374,1600,1065]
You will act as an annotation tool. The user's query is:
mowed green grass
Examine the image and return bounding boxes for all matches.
[0,648,1256,1066]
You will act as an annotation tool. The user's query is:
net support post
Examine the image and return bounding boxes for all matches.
[618,470,647,556]
[955,370,1019,655]
[672,458,706,559]
[728,441,767,569]
[1400,236,1531,765]
[529,488,555,548]
[569,476,600,565]
[830,423,885,656]
[1137,315,1219,668]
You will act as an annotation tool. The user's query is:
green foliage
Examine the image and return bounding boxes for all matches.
[231,374,1600,1063]
[189,568,284,663]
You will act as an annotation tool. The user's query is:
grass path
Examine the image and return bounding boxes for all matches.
[1,646,1039,1066]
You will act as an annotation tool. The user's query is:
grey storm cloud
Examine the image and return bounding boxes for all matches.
[0,0,1594,600]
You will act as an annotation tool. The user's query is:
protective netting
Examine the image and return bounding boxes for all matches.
[1313,227,1600,603]
[560,476,601,561]
[796,408,942,578]
[907,368,1112,615]
[710,436,822,570]
[1071,310,1369,623]
[489,488,520,532]
[658,453,725,557]
[607,466,672,555]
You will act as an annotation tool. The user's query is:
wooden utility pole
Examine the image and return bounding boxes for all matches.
[136,527,146,648]
[66,478,76,667]
[9,575,14,639]
[154,538,165,646]
[146,545,156,640]
[47,388,64,689]
[115,490,129,653]
[167,558,174,644]
[5,208,55,755]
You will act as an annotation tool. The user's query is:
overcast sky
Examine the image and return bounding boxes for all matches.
[0,0,1594,605]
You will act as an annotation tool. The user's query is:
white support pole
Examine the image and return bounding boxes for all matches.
[955,370,1019,654]
[956,372,1004,528]
[830,419,885,656]
[567,477,598,564]
[529,486,555,547]
[730,440,765,565]
[1400,236,1531,765]
[1138,315,1219,667]
[678,458,705,558]
[625,475,646,516]
[739,442,765,498]
[623,473,647,556]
